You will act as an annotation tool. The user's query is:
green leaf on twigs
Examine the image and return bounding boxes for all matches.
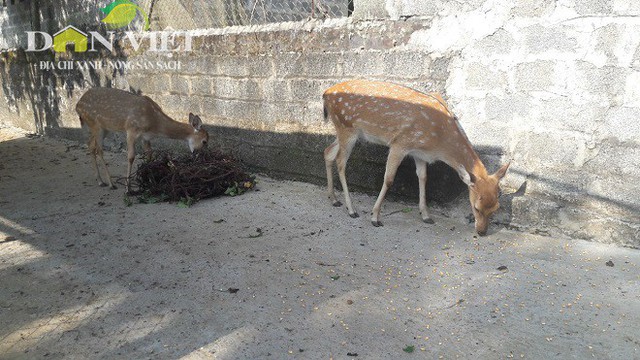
[138,191,168,204]
[123,194,133,207]
[403,345,415,353]
[177,197,195,208]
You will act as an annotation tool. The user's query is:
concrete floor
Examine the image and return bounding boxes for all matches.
[1,126,639,359]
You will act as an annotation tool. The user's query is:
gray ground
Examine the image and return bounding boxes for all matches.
[0,126,639,360]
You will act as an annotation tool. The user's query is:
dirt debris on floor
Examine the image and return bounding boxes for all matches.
[0,126,639,359]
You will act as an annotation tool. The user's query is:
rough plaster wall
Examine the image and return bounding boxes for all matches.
[1,0,639,246]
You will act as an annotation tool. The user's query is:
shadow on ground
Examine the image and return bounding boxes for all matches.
[0,130,639,359]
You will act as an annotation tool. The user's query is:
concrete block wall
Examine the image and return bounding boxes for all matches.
[1,0,639,246]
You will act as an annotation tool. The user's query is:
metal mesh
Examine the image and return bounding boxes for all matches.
[0,0,353,49]
[141,0,353,30]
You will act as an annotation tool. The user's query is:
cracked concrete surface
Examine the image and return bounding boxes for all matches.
[1,126,639,359]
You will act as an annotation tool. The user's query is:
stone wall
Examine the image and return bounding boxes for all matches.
[1,0,639,246]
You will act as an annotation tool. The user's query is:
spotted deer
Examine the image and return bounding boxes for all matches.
[323,79,509,235]
[76,88,209,192]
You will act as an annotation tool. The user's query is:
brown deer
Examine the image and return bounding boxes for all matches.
[323,79,509,236]
[76,88,209,192]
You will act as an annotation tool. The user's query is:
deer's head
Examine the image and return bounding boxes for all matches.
[465,163,510,236]
[187,113,209,152]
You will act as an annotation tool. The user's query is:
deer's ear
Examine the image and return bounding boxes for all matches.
[469,172,477,184]
[189,113,202,130]
[457,165,476,187]
[494,162,510,181]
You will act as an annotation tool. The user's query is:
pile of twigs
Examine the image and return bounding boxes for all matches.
[130,149,255,204]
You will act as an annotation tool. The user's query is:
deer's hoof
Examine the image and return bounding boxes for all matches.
[332,201,343,207]
[110,185,118,190]
[423,217,435,224]
[349,212,359,218]
[99,182,107,187]
[371,220,383,227]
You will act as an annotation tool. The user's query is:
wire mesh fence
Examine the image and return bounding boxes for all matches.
[0,0,353,49]
[142,0,353,30]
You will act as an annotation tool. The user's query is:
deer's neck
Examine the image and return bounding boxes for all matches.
[470,156,488,179]
[154,111,192,140]
[445,138,488,181]
[464,147,487,179]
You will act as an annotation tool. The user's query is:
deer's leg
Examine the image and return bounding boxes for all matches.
[87,131,106,187]
[142,139,152,161]
[415,158,434,224]
[336,132,358,218]
[125,131,137,193]
[95,128,117,189]
[371,147,405,227]
[324,139,341,207]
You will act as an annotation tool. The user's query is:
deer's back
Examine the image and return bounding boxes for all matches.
[323,80,460,149]
[76,88,156,132]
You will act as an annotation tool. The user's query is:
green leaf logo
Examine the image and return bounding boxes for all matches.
[100,0,149,30]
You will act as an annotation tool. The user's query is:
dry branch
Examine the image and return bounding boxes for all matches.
[129,149,255,203]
